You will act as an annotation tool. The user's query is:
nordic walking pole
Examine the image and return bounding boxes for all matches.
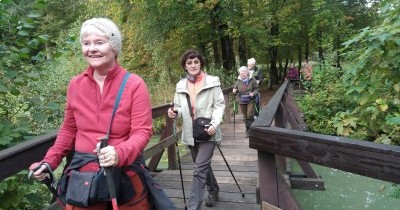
[216,144,245,197]
[176,141,188,210]
[171,105,187,210]
[233,95,236,134]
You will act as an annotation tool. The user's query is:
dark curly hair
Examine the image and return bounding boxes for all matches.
[180,49,206,70]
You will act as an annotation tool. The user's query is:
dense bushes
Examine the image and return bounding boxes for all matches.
[298,1,399,144]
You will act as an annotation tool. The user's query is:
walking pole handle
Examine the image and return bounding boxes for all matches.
[97,135,119,210]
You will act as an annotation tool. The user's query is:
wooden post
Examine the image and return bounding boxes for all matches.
[258,151,279,206]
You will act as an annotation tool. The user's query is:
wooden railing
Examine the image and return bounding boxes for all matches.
[249,80,400,210]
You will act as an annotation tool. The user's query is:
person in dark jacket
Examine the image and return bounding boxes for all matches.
[247,58,263,117]
[233,66,259,137]
[285,63,299,80]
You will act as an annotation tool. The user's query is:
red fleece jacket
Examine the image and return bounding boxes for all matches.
[42,63,152,171]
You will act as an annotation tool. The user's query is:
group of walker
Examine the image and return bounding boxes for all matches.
[27,17,264,210]
[285,60,313,91]
[233,59,313,137]
[233,58,264,137]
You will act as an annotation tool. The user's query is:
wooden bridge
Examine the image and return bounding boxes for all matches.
[1,80,400,210]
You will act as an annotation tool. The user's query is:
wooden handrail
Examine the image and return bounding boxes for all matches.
[250,126,400,184]
[0,130,58,180]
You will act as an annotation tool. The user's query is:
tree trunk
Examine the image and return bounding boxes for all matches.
[317,30,325,65]
[268,20,279,89]
[210,10,221,68]
[297,45,302,69]
[278,58,283,81]
[335,29,341,69]
[284,58,289,78]
[238,36,247,66]
[305,34,309,61]
[199,42,207,66]
[219,24,235,71]
[268,46,278,89]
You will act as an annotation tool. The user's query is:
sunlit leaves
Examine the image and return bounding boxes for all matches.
[38,34,49,41]
[17,30,29,36]
[375,99,389,112]
[28,12,41,18]
[375,134,392,145]
[337,0,400,143]
[343,117,357,128]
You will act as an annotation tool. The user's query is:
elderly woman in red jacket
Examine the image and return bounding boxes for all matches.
[29,18,152,210]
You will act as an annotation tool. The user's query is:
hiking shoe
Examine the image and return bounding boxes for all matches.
[205,194,219,207]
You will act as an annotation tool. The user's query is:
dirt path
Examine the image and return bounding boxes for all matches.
[259,85,279,107]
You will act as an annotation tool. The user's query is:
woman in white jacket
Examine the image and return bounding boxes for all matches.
[167,49,225,210]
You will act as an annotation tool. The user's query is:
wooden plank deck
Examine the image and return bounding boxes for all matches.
[154,118,260,210]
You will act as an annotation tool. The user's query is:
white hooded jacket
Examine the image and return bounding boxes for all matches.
[173,73,225,146]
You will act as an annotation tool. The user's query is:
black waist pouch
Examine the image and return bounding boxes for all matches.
[66,170,97,207]
[58,167,135,208]
[193,117,212,141]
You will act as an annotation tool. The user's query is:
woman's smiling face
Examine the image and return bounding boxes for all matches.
[81,28,116,73]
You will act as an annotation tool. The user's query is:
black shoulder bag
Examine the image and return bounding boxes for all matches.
[186,94,212,141]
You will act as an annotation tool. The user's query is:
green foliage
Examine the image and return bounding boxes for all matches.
[0,1,84,209]
[340,0,400,144]
[205,65,237,89]
[297,60,356,136]
[0,0,50,148]
[299,0,399,143]
[390,184,400,199]
[0,173,51,210]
